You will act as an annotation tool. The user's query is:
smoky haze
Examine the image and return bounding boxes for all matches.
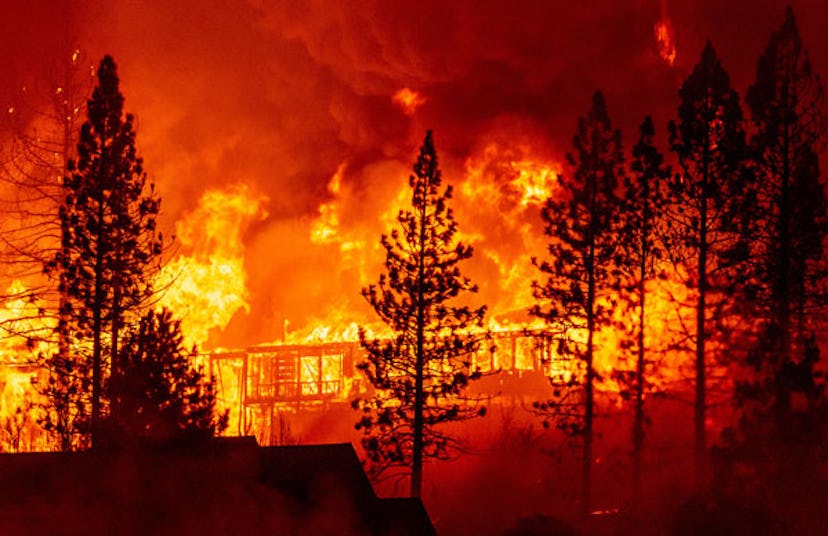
[3,0,827,348]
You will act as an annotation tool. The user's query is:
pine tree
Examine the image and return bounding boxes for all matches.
[743,6,827,431]
[353,131,487,498]
[667,42,752,487]
[531,91,623,517]
[113,308,227,441]
[45,55,163,447]
[616,116,671,508]
[716,8,828,502]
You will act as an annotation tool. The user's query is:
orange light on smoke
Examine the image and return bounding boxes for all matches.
[392,87,426,115]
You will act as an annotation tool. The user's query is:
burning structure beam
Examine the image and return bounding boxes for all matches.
[205,329,561,442]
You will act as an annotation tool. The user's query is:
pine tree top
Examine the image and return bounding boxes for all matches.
[88,55,125,130]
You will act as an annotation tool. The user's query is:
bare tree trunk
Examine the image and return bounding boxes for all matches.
[633,253,646,508]
[109,213,124,427]
[411,187,427,499]
[91,205,104,448]
[774,65,793,428]
[582,171,598,518]
[56,67,76,451]
[583,300,594,517]
[91,140,107,448]
[694,140,710,489]
[110,267,121,427]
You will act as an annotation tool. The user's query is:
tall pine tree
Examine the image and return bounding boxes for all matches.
[617,116,671,508]
[531,91,623,517]
[46,55,163,447]
[354,131,487,498]
[716,9,828,504]
[743,6,827,431]
[667,42,752,487]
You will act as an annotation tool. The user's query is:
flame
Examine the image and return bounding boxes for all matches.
[283,300,389,345]
[654,18,677,66]
[460,143,560,214]
[0,365,44,452]
[459,143,562,319]
[0,129,725,450]
[392,87,426,115]
[511,160,559,207]
[0,105,725,449]
[156,184,268,349]
[0,282,51,452]
[0,4,757,456]
[286,318,362,345]
[0,281,53,360]
[310,163,346,246]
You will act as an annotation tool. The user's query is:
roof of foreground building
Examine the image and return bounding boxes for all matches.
[0,437,436,536]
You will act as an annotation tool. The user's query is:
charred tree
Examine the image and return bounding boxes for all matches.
[45,55,163,448]
[113,308,227,441]
[616,116,671,509]
[667,42,752,488]
[0,48,91,451]
[531,91,623,517]
[354,131,487,498]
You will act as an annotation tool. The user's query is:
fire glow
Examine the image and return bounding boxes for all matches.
[0,126,707,446]
[654,18,677,66]
[392,88,426,115]
[1,3,826,532]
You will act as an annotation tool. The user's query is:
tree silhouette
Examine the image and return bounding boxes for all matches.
[112,308,227,441]
[531,91,623,517]
[717,7,828,505]
[353,131,487,498]
[616,116,671,508]
[667,42,752,487]
[44,55,163,448]
[0,48,92,451]
[742,6,827,432]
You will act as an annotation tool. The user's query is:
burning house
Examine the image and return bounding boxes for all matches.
[206,330,560,442]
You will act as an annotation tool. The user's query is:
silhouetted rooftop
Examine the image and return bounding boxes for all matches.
[0,437,436,536]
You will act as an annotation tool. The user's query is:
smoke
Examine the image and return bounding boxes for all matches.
[0,3,81,98]
[3,0,827,347]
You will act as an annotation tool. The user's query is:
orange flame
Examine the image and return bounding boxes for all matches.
[654,18,677,66]
[0,281,51,451]
[310,162,348,246]
[157,184,268,349]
